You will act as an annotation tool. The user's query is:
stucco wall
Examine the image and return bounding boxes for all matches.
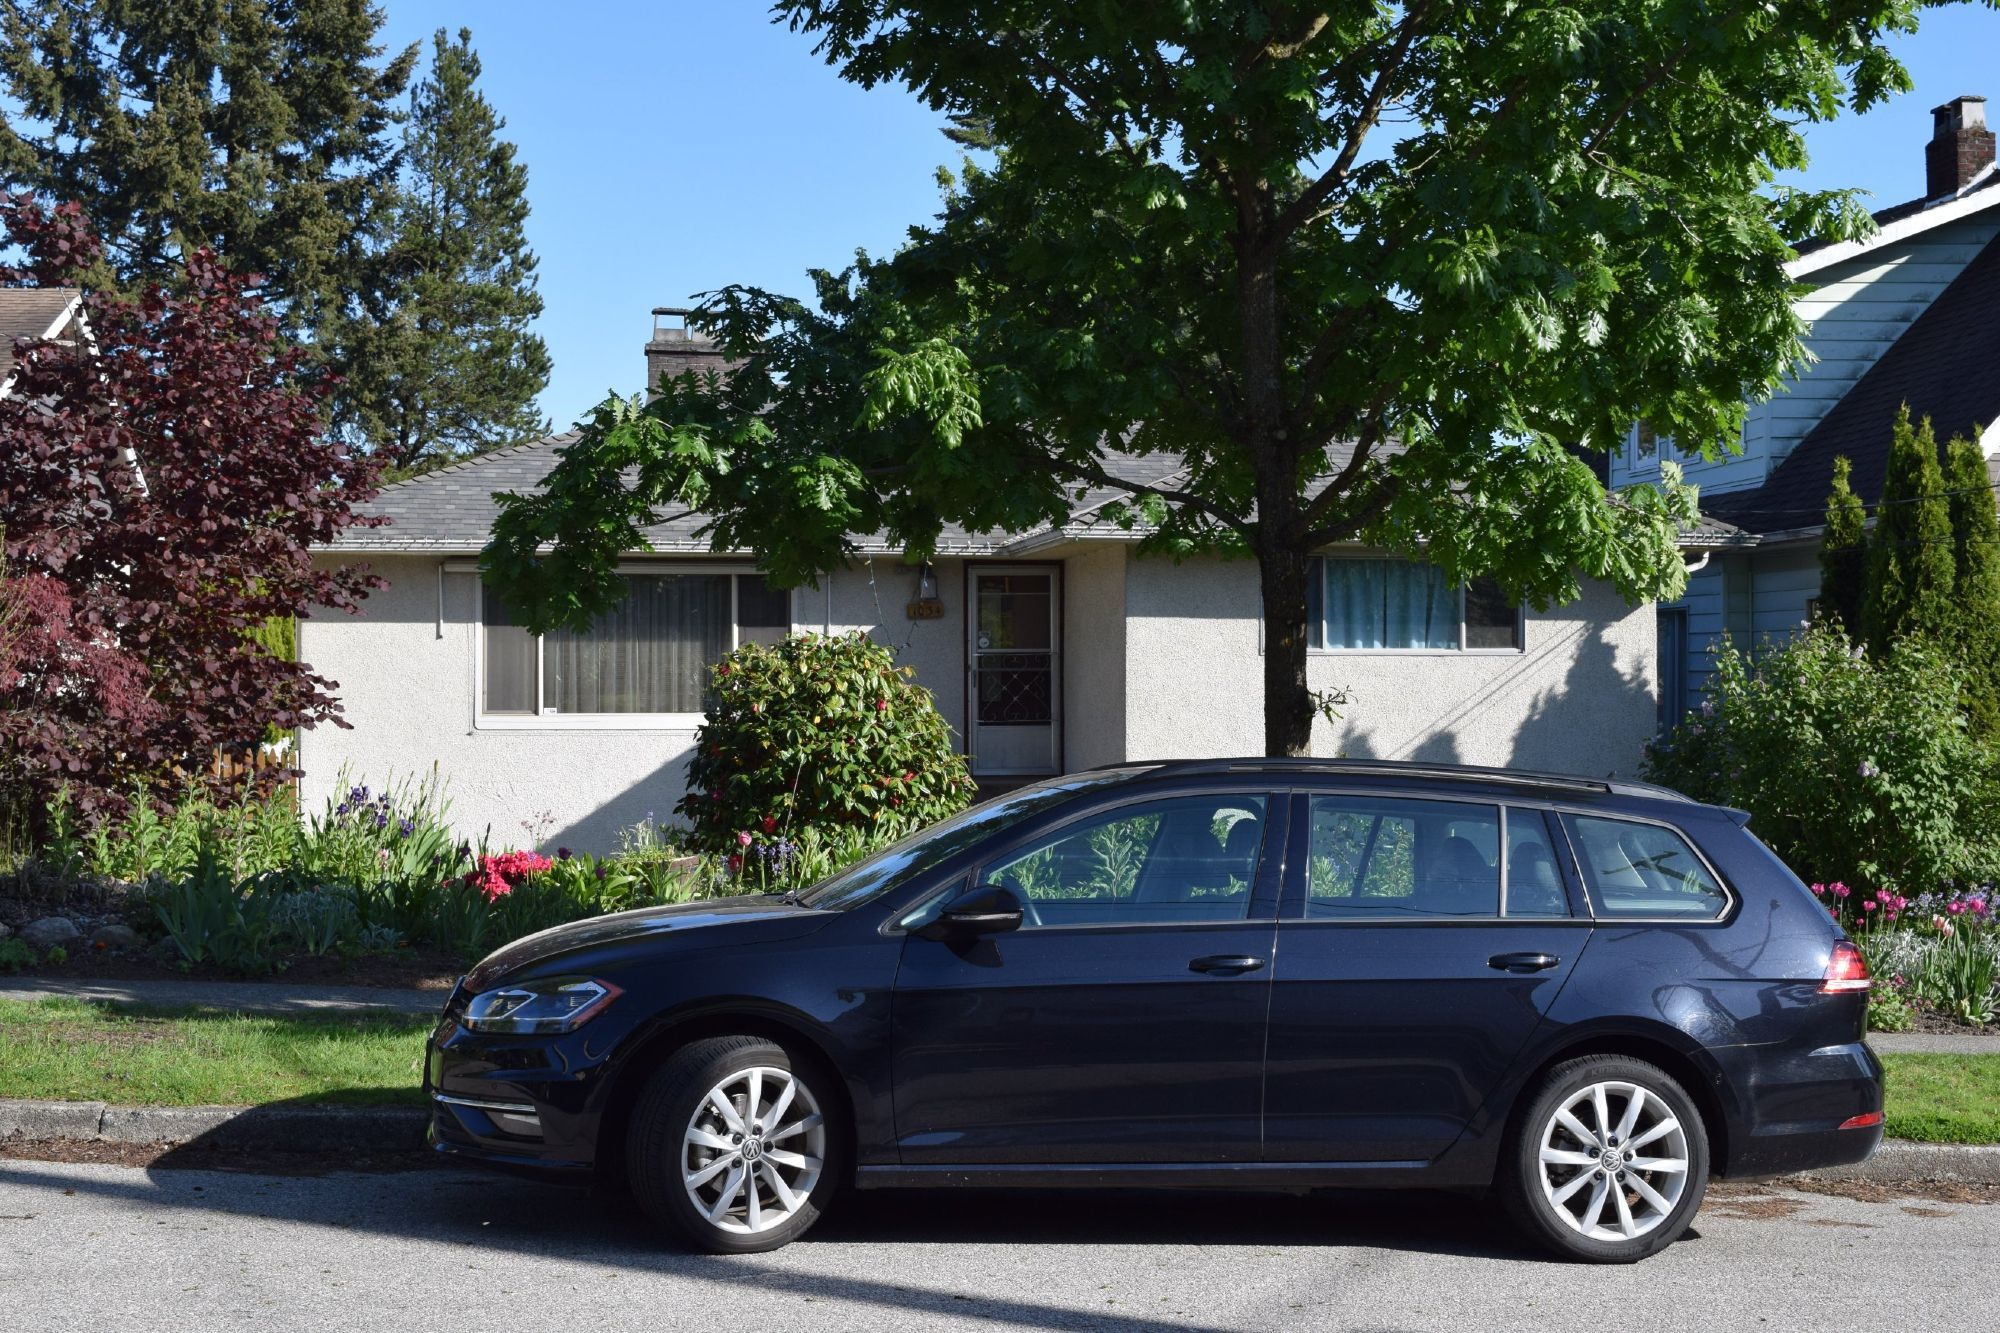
[1119,555,1659,777]
[1061,544,1128,770]
[298,555,969,853]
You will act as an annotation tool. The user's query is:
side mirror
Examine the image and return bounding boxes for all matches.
[917,884,1024,940]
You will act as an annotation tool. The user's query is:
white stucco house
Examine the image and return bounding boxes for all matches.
[300,310,1669,850]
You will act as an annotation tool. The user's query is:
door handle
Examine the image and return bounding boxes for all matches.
[1189,954,1267,975]
[1488,952,1561,973]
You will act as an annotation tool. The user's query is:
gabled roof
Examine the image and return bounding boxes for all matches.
[0,286,82,385]
[1789,162,2000,278]
[1705,221,2000,536]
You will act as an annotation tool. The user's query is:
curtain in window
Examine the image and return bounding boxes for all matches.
[545,574,730,713]
[1318,559,1455,649]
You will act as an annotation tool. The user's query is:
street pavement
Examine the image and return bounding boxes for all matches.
[0,1159,1986,1332]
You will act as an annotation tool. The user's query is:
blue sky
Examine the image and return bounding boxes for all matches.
[375,2,2000,434]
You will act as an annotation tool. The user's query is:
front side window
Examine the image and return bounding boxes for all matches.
[1307,795,1500,918]
[481,572,789,718]
[1566,815,1729,919]
[1307,558,1520,651]
[983,794,1269,926]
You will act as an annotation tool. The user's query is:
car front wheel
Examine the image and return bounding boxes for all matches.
[626,1034,843,1254]
[1501,1054,1710,1263]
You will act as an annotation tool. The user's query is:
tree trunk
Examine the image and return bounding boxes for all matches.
[1258,543,1314,757]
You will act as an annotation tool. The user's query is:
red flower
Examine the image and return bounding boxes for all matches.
[875,698,888,712]
[468,849,553,901]
[761,816,777,833]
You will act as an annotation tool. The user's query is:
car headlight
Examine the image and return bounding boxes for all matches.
[461,977,621,1034]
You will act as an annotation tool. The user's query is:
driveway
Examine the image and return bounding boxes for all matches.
[0,1160,1986,1331]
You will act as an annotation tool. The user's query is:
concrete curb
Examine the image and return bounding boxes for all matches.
[1,1098,426,1150]
[1794,1140,2000,1185]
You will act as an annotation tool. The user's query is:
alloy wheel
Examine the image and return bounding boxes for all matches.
[1536,1080,1690,1242]
[680,1065,827,1235]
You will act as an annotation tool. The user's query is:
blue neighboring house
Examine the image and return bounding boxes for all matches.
[1622,95,2000,723]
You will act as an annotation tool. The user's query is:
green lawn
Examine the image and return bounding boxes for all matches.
[1880,1052,2000,1145]
[0,999,1995,1145]
[0,998,431,1108]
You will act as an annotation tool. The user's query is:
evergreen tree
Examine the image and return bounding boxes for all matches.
[1863,406,1956,654]
[1818,454,1867,638]
[335,28,550,472]
[0,0,416,348]
[1943,430,2000,738]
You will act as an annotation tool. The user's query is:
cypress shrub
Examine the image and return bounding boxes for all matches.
[1862,405,1955,654]
[1817,455,1867,636]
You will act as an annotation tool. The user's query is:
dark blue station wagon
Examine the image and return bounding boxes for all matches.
[424,759,1883,1263]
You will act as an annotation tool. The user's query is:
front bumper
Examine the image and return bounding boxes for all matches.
[421,1000,617,1176]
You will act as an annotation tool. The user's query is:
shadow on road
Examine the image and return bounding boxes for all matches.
[0,1148,1565,1330]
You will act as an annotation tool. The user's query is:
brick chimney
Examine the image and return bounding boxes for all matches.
[1926,95,1995,199]
[644,307,733,396]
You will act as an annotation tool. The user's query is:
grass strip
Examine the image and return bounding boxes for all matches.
[0,997,431,1108]
[1880,1052,2000,1145]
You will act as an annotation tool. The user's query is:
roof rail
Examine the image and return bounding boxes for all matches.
[1106,757,1693,802]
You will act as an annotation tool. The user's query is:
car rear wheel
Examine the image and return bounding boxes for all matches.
[1501,1055,1709,1263]
[626,1034,843,1254]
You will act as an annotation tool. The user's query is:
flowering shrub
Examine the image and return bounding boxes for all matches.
[1644,623,2000,892]
[678,632,975,854]
[467,850,553,901]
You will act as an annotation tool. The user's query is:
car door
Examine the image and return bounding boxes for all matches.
[1262,789,1593,1162]
[890,788,1283,1164]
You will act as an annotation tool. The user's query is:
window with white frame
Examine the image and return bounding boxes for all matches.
[1627,421,1676,470]
[481,571,789,720]
[1307,557,1521,651]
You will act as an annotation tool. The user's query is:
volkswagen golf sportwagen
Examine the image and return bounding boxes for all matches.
[423,758,1883,1263]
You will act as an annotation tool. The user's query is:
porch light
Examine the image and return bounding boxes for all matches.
[908,561,944,620]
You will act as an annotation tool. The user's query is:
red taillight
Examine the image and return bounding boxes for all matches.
[1839,1110,1884,1130]
[1821,940,1871,993]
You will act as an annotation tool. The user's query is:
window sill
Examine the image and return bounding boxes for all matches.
[474,713,706,732]
[1306,647,1526,657]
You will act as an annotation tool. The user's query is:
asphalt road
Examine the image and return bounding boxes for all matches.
[0,1160,1987,1332]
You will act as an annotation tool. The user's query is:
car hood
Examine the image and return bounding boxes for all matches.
[463,895,829,991]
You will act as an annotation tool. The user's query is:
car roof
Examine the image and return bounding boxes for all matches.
[1082,757,1697,806]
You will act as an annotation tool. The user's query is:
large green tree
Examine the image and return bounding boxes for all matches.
[1818,455,1868,638]
[0,0,415,348]
[334,27,551,473]
[1863,405,1955,653]
[486,0,1928,755]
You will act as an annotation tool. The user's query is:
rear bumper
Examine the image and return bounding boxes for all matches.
[1715,1038,1885,1179]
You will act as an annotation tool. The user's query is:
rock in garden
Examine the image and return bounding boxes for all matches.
[20,916,81,950]
[91,923,139,951]
[0,921,11,940]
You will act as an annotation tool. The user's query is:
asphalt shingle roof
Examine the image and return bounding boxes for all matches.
[1704,226,2000,536]
[327,433,1198,555]
[0,287,80,383]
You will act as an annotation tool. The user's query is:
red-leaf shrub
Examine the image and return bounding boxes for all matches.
[0,196,384,820]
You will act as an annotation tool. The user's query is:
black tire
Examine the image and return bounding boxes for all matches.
[625,1034,846,1254]
[1500,1054,1710,1263]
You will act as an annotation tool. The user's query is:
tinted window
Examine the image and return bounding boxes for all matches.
[985,794,1267,926]
[1567,816,1729,919]
[1307,796,1499,918]
[1504,808,1570,918]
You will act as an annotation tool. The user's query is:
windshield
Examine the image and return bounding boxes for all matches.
[795,769,1151,911]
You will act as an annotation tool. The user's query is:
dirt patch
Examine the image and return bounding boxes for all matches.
[1701,1188,1808,1221]
[1789,1176,2000,1206]
[1902,1205,1956,1218]
[0,1136,439,1175]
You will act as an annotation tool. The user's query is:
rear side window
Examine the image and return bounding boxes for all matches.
[1307,796,1499,918]
[1566,816,1730,920]
[1503,808,1571,918]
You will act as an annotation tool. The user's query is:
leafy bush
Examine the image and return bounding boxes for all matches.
[1644,623,2000,892]
[0,938,34,973]
[1915,926,1998,1027]
[677,632,975,854]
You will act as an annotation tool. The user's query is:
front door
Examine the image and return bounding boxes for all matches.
[892,790,1282,1164]
[967,567,1059,776]
[1262,791,1592,1162]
